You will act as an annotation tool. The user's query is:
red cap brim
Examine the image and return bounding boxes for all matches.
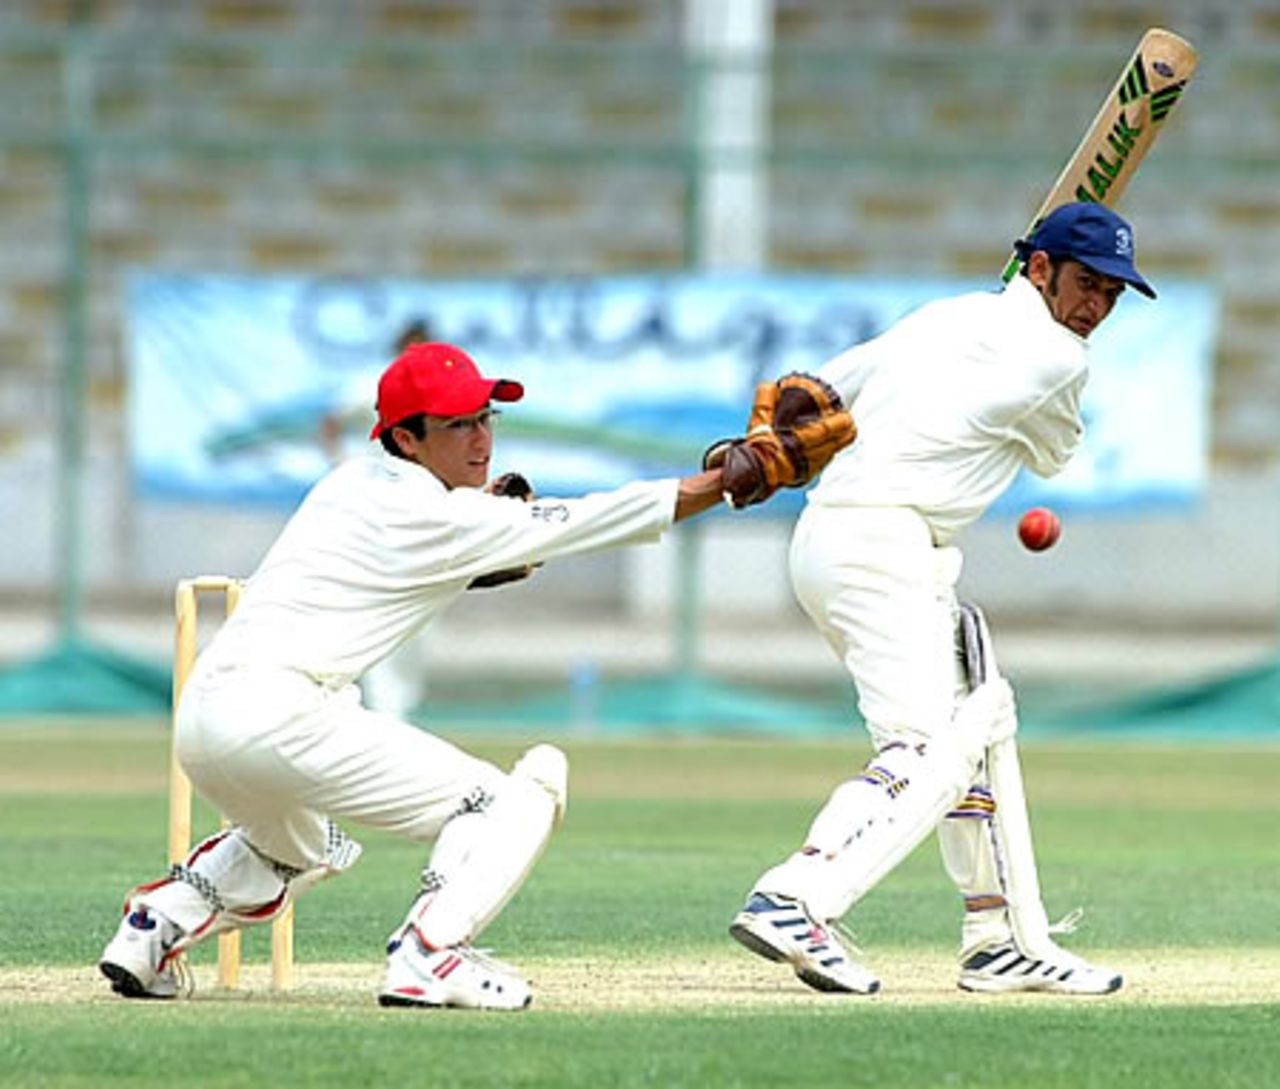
[370,377,524,439]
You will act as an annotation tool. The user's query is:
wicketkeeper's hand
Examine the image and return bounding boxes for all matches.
[468,472,542,590]
[486,471,535,502]
[702,373,856,509]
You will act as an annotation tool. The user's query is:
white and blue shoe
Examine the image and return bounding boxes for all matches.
[99,907,185,999]
[730,892,880,995]
[959,940,1122,995]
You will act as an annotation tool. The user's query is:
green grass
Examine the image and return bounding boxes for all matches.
[2,1003,1278,1089]
[1,727,1278,1088]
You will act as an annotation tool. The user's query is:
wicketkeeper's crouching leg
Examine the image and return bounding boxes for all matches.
[99,822,362,999]
[941,602,1122,994]
[378,743,568,1011]
[100,743,566,1009]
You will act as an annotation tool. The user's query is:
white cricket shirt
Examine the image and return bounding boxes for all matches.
[809,276,1088,545]
[204,453,679,684]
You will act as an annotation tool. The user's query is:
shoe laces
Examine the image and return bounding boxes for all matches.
[1048,907,1084,937]
[171,954,196,999]
[829,919,867,960]
[462,947,523,978]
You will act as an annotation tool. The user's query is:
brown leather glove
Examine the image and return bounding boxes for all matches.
[703,373,856,509]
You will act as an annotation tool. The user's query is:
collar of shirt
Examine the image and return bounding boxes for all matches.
[1002,274,1088,349]
[376,448,449,493]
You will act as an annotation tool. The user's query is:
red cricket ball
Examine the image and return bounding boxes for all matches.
[1018,507,1061,552]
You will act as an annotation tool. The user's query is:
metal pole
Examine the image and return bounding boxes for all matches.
[673,518,703,687]
[671,0,775,695]
[57,31,93,642]
[683,0,772,269]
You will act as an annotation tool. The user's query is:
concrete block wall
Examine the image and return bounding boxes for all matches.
[0,0,1276,616]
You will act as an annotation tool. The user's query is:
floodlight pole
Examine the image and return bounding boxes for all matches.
[684,0,772,269]
[674,0,773,690]
[57,29,93,642]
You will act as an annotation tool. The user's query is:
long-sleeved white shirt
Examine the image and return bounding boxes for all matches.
[809,276,1088,545]
[204,452,679,684]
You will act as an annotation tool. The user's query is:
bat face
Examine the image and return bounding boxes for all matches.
[1001,28,1198,283]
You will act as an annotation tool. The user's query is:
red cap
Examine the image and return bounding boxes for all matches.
[369,342,523,439]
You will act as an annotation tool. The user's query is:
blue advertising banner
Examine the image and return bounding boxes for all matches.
[126,272,1218,514]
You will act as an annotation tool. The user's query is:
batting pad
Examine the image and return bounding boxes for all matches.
[401,747,565,950]
[754,734,979,924]
[133,828,295,949]
[512,743,568,825]
[954,601,1054,958]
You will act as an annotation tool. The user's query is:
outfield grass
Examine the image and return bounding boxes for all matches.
[1,725,1278,1088]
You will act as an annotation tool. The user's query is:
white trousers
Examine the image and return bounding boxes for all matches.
[790,504,966,746]
[176,662,506,870]
[752,504,1002,924]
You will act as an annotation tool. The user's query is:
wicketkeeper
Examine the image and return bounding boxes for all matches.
[725,203,1154,996]
[98,340,853,1009]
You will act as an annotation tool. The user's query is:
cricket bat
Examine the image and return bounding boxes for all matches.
[1000,27,1198,283]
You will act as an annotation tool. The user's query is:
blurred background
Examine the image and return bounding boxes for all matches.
[0,0,1276,735]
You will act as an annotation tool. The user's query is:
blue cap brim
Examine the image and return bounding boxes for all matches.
[1012,240,1156,299]
[1077,255,1157,299]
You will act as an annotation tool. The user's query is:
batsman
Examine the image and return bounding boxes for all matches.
[725,202,1154,996]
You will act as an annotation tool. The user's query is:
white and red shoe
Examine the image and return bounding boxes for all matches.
[379,930,532,1011]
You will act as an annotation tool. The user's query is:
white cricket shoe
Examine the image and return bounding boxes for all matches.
[99,906,184,999]
[959,940,1122,995]
[730,892,881,995]
[378,931,532,1011]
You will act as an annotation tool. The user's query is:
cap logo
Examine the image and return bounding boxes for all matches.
[1115,226,1133,258]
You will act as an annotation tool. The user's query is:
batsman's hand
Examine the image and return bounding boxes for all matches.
[468,472,542,590]
[702,373,856,509]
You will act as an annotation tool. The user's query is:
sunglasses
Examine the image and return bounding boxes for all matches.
[427,408,503,434]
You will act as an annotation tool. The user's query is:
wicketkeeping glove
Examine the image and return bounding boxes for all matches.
[703,373,856,509]
[468,473,542,590]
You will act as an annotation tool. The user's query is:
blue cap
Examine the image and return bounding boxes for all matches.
[1013,202,1155,299]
